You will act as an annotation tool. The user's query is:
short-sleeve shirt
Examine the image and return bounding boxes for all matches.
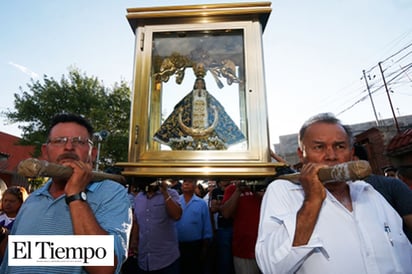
[0,179,132,274]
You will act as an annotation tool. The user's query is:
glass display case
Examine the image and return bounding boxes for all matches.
[118,2,286,179]
[151,29,247,152]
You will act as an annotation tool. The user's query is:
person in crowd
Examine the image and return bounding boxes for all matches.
[397,166,412,189]
[220,180,264,274]
[353,143,412,242]
[169,179,183,195]
[383,166,397,177]
[210,180,235,274]
[195,182,208,198]
[0,180,7,211]
[176,178,213,274]
[127,184,139,212]
[0,186,28,229]
[128,179,182,274]
[0,186,29,261]
[256,112,412,273]
[203,181,216,206]
[203,180,217,274]
[209,181,221,232]
[0,113,132,274]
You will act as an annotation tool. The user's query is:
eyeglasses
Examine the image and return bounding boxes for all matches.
[47,136,93,147]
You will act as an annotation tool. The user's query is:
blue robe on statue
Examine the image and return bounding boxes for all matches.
[153,87,245,150]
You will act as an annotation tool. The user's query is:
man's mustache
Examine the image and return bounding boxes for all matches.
[56,153,80,162]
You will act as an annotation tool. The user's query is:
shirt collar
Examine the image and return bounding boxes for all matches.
[34,179,99,197]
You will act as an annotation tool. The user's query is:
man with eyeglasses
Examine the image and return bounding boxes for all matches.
[0,113,132,274]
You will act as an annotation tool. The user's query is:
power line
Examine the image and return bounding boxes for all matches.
[336,93,370,116]
[380,42,412,64]
[378,62,400,132]
[337,36,412,117]
[366,28,412,73]
[316,79,363,110]
[391,49,412,65]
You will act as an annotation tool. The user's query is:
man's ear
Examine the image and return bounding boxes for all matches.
[351,147,357,161]
[297,147,304,162]
[41,143,48,158]
[91,146,98,161]
[86,146,98,164]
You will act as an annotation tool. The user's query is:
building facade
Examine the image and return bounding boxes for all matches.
[0,131,35,189]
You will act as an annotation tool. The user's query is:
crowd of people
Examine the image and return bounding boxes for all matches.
[0,112,411,273]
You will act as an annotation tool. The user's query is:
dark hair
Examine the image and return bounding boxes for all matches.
[3,186,28,203]
[353,144,369,161]
[196,183,207,197]
[383,166,397,173]
[397,166,412,179]
[298,113,353,148]
[48,113,94,137]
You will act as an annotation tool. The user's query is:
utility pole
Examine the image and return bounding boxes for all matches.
[378,62,400,133]
[362,69,380,126]
[93,130,109,171]
[95,134,103,171]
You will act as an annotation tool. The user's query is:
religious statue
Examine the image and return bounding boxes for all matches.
[153,62,245,150]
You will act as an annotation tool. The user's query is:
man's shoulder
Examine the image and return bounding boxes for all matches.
[192,194,208,205]
[88,180,128,200]
[365,174,409,190]
[269,178,301,190]
[168,188,180,196]
[260,179,302,201]
[192,194,203,201]
[90,179,126,191]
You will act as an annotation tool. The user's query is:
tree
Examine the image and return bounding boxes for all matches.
[4,68,131,170]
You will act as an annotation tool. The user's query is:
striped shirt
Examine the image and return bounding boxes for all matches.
[0,179,132,274]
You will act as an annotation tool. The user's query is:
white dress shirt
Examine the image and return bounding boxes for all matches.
[256,179,412,274]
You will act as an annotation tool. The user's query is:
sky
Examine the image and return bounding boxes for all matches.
[1,0,411,146]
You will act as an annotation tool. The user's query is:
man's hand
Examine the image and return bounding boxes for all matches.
[159,180,170,194]
[63,160,93,196]
[0,226,8,243]
[234,180,248,192]
[299,163,327,202]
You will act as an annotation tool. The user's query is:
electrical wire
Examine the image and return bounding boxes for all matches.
[336,30,412,116]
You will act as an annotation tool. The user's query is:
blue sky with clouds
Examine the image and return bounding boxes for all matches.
[1,0,411,145]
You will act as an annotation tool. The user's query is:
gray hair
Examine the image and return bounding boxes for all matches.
[298,113,354,148]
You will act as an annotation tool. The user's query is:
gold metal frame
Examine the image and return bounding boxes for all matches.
[117,2,285,179]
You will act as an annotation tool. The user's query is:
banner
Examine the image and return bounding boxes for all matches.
[8,235,114,266]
